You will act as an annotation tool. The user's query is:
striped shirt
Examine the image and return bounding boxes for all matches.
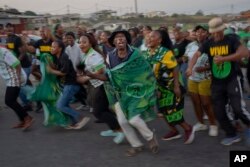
[0,47,26,87]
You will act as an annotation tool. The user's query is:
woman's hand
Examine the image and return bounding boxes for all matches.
[186,68,192,77]
[174,85,181,98]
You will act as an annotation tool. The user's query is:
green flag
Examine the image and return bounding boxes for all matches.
[105,49,157,121]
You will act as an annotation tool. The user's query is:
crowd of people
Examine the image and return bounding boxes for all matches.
[0,17,250,157]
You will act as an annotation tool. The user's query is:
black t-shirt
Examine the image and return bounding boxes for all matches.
[6,34,23,57]
[6,34,31,68]
[20,53,32,68]
[173,39,190,61]
[55,52,78,85]
[35,39,53,55]
[199,35,241,83]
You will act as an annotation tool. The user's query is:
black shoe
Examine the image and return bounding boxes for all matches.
[35,103,42,113]
[23,104,33,112]
[94,120,104,123]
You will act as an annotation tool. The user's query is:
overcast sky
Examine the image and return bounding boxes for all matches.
[1,0,250,15]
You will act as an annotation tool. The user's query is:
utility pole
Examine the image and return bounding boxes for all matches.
[95,3,98,12]
[134,0,138,14]
[67,5,71,27]
[230,4,234,14]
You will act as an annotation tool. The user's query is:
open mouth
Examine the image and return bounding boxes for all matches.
[117,41,125,46]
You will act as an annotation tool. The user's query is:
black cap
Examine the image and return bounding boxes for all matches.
[194,24,209,32]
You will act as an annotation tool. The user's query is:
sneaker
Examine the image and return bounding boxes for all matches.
[209,125,218,137]
[100,130,116,137]
[203,114,208,120]
[245,95,250,100]
[89,107,93,113]
[194,122,208,132]
[221,135,241,146]
[22,116,34,131]
[113,132,125,144]
[245,129,250,147]
[125,146,144,157]
[148,133,159,154]
[74,117,90,129]
[162,131,182,141]
[184,126,195,144]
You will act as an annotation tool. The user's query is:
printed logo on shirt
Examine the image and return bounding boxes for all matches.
[209,45,229,56]
[40,46,51,52]
[7,43,14,49]
[210,45,231,79]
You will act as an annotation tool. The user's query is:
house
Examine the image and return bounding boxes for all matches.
[240,10,250,19]
[144,11,167,18]
[47,13,81,27]
[92,21,130,31]
[120,13,138,19]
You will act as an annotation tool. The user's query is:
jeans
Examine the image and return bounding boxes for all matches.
[56,84,81,124]
[179,62,188,90]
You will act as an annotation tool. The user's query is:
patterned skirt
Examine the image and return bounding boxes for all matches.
[158,85,185,126]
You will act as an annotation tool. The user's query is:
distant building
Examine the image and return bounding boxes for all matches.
[144,11,167,18]
[47,13,81,27]
[92,21,130,31]
[0,12,43,33]
[94,10,117,19]
[120,13,138,19]
[239,10,250,20]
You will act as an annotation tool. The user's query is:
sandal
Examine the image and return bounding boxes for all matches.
[148,133,159,154]
[125,147,143,157]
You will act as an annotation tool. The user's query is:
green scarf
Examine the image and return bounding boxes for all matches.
[104,48,157,121]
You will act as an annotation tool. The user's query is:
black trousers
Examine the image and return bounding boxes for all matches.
[211,76,250,137]
[247,58,250,86]
[89,84,120,131]
[5,87,28,121]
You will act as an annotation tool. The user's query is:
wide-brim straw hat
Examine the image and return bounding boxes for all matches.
[208,17,226,33]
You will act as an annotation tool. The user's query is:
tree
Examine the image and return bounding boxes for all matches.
[195,10,204,16]
[171,13,179,17]
[6,8,21,14]
[24,10,37,16]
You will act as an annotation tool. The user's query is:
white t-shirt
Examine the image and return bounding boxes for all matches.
[83,48,105,88]
[65,43,83,71]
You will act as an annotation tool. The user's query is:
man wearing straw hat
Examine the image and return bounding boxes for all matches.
[187,17,250,147]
